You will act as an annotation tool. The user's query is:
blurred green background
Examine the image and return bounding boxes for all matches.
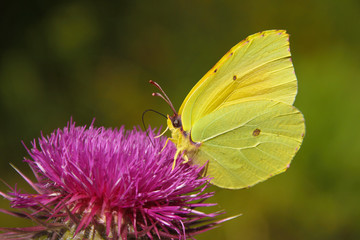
[1,0,359,239]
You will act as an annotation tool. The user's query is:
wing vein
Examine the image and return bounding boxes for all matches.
[201,103,281,142]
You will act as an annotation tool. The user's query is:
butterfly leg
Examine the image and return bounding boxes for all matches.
[182,154,189,164]
[155,126,169,138]
[159,137,171,154]
[172,148,181,170]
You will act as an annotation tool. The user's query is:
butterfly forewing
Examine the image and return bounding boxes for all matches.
[179,30,297,132]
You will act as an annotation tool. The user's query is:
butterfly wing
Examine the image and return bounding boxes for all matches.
[190,100,305,189]
[179,30,297,132]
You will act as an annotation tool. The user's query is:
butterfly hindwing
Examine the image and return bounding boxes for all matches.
[190,100,305,189]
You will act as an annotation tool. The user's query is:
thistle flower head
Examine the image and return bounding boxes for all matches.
[0,121,225,239]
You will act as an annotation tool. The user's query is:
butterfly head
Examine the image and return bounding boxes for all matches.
[150,80,191,146]
[167,114,183,137]
[169,114,182,129]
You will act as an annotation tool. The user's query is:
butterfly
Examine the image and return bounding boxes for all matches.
[150,30,305,189]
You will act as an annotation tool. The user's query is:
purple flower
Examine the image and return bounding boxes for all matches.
[0,120,227,239]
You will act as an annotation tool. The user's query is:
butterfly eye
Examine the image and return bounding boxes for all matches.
[172,116,182,128]
[173,119,180,127]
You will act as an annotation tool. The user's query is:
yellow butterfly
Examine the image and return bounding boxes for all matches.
[151,30,305,189]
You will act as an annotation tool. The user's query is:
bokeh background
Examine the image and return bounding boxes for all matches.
[1,0,359,239]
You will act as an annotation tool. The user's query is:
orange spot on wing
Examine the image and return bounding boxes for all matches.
[252,128,261,136]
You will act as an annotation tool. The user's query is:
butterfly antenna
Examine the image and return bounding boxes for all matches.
[149,80,177,115]
[142,109,167,147]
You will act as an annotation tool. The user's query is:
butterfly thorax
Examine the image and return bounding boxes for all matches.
[167,116,199,162]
